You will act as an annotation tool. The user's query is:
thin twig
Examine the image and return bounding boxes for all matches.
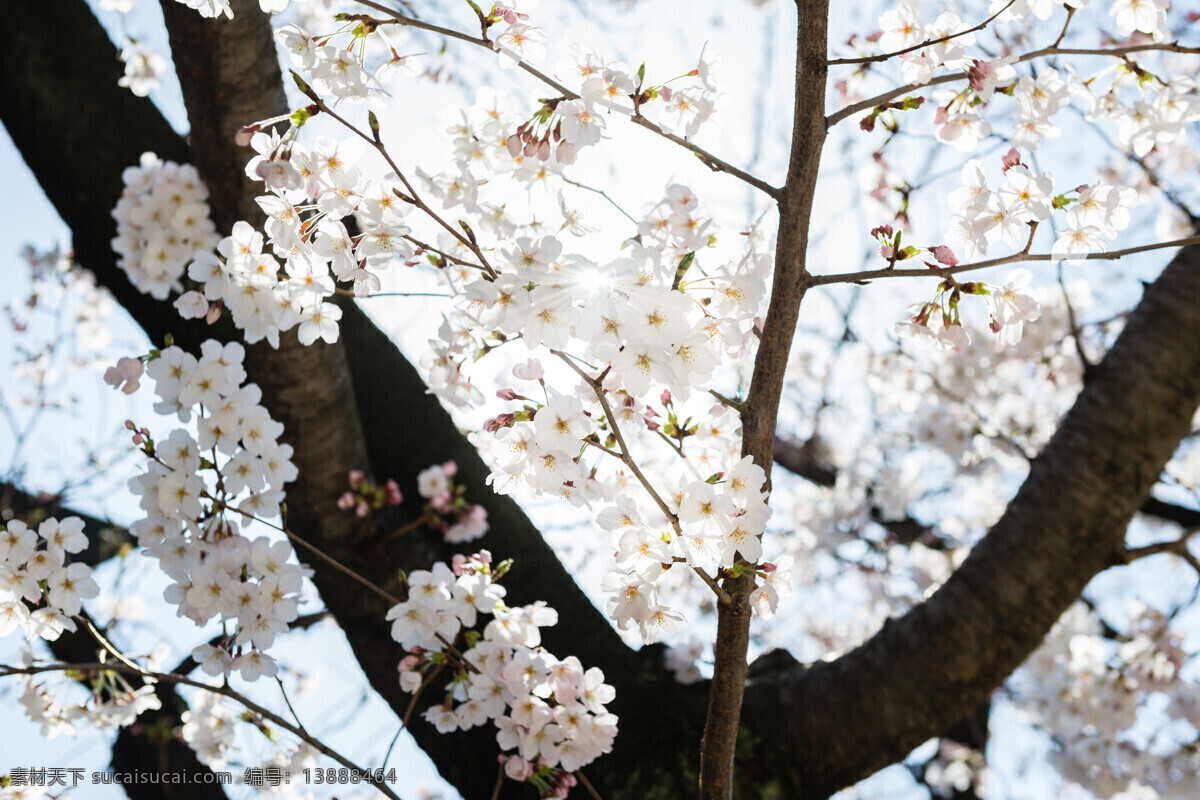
[348,1,781,198]
[83,618,144,673]
[381,662,444,768]
[561,177,638,224]
[708,389,744,412]
[209,497,400,605]
[306,95,498,279]
[1123,531,1200,575]
[828,40,1200,127]
[827,1,1016,66]
[575,769,605,800]
[403,233,489,271]
[276,676,310,737]
[552,350,732,604]
[812,235,1200,286]
[0,661,404,800]
[489,763,505,800]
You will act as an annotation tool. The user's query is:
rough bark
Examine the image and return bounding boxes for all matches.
[742,242,1200,798]
[699,2,829,798]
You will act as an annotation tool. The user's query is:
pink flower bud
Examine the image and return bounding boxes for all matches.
[503,756,532,781]
[356,500,370,518]
[660,86,673,102]
[205,300,223,326]
[235,124,259,147]
[507,135,523,158]
[385,479,403,506]
[762,562,777,572]
[398,655,420,672]
[537,140,551,161]
[337,492,356,510]
[512,358,544,381]
[523,140,538,158]
[348,469,366,489]
[929,245,958,266]
[441,460,458,478]
[556,142,577,165]
[660,389,673,407]
[497,388,521,401]
[451,554,467,575]
[1001,148,1022,173]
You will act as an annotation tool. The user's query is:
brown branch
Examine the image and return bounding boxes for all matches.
[699,4,829,799]
[1122,531,1200,573]
[304,93,497,277]
[742,239,1200,798]
[1141,497,1200,528]
[812,235,1200,286]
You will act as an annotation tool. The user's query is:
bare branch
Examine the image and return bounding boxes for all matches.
[811,235,1200,286]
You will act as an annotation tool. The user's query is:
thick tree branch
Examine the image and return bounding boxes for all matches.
[743,241,1200,798]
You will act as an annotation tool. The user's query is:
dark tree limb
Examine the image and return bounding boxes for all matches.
[742,241,1200,798]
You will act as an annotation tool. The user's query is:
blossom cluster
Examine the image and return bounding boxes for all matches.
[12,647,162,741]
[180,687,241,768]
[389,552,618,786]
[889,142,1140,351]
[117,39,169,98]
[0,517,100,641]
[864,1,1199,161]
[1016,601,1200,798]
[111,154,221,301]
[110,339,306,682]
[877,4,976,86]
[951,150,1133,265]
[416,462,491,545]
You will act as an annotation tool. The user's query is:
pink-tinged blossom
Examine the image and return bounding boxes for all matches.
[494,23,546,69]
[987,269,1041,345]
[104,356,144,394]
